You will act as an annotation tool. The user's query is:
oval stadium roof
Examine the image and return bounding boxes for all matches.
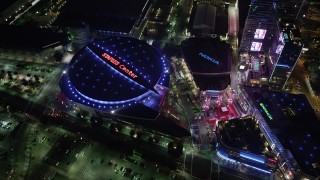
[60,37,169,116]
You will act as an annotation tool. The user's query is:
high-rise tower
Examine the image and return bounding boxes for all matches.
[268,22,303,91]
[239,0,279,53]
[239,0,307,53]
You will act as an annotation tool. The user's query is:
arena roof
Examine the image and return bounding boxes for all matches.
[53,0,149,33]
[181,37,231,74]
[193,4,216,31]
[244,86,320,177]
[60,37,170,119]
[181,37,231,91]
[189,3,228,36]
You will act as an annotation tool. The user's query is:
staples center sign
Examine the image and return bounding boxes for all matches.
[101,53,138,79]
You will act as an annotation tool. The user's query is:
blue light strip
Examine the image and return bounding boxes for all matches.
[276,64,290,68]
[242,163,271,174]
[217,150,236,163]
[240,152,265,164]
[217,150,271,174]
[207,90,221,93]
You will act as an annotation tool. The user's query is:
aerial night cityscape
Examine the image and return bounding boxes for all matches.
[0,0,320,180]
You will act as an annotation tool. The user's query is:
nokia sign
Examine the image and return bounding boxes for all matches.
[198,52,220,65]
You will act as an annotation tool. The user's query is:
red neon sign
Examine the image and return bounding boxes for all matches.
[101,53,137,79]
[268,158,277,163]
[102,53,120,66]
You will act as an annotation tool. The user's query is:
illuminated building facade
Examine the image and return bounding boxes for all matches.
[239,0,306,53]
[268,22,303,91]
[239,0,278,53]
[60,37,170,120]
[238,85,320,179]
[216,117,277,178]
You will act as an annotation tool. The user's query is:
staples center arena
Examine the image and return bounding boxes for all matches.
[60,37,170,120]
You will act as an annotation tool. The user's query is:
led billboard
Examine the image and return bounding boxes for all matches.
[254,29,267,39]
[276,45,284,54]
[279,32,284,43]
[250,42,262,51]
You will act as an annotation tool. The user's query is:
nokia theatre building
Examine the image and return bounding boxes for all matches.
[60,37,170,120]
[181,37,232,96]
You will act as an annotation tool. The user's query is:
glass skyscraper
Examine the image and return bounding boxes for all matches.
[239,0,306,53]
[268,22,303,90]
[239,0,279,53]
[239,0,306,90]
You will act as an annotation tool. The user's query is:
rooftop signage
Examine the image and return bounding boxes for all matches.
[260,103,273,120]
[99,51,156,93]
[101,52,138,79]
[198,52,220,65]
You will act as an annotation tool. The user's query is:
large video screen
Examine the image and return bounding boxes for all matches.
[250,42,262,51]
[278,32,284,43]
[276,45,284,54]
[254,29,267,39]
[253,60,260,72]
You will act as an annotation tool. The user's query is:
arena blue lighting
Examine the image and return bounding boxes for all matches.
[60,37,170,115]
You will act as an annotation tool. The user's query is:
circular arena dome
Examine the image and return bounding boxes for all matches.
[60,37,169,112]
